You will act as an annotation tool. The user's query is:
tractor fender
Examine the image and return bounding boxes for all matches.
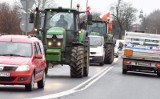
[72,42,83,46]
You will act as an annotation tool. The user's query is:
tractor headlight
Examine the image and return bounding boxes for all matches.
[16,65,30,71]
[57,42,61,46]
[48,42,52,46]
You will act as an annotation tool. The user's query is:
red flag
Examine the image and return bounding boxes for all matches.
[102,12,110,21]
[86,6,91,15]
[108,21,112,31]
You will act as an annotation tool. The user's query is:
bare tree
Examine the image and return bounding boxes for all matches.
[35,0,56,9]
[0,3,21,34]
[140,10,160,34]
[110,0,137,39]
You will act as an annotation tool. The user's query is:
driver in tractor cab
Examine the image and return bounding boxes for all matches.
[91,24,101,33]
[56,15,68,29]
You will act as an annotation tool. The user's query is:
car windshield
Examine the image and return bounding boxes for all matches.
[89,37,103,46]
[45,11,74,30]
[87,22,106,36]
[0,42,32,57]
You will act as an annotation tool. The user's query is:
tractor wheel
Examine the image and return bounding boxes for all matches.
[70,46,84,78]
[104,44,114,64]
[83,38,89,77]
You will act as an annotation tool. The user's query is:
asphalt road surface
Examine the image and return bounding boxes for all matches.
[0,59,118,99]
[1,57,160,99]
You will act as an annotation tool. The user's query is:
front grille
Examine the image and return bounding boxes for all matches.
[3,67,17,71]
[0,77,16,82]
[91,52,96,54]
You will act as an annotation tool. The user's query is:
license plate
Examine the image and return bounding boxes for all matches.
[138,62,150,66]
[89,57,93,60]
[0,72,10,77]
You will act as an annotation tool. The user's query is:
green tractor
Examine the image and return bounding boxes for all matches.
[29,7,92,78]
[87,20,114,64]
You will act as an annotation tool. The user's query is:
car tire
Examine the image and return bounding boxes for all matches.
[37,72,46,89]
[25,73,34,91]
[100,62,104,66]
[122,69,127,74]
[157,69,160,77]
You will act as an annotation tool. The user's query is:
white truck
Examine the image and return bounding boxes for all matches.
[122,31,160,76]
[89,35,105,66]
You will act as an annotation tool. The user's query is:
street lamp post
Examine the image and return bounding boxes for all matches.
[86,0,88,8]
[70,0,72,8]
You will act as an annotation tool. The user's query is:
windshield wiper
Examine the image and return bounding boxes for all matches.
[0,54,27,57]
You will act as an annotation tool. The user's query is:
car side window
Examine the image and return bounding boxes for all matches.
[34,43,38,56]
[35,42,42,55]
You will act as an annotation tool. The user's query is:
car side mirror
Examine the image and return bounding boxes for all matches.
[35,54,42,59]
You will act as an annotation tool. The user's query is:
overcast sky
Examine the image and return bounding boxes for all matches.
[1,0,160,16]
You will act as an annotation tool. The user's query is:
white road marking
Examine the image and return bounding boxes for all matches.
[29,58,119,99]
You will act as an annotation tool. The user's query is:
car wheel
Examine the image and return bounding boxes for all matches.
[99,62,104,66]
[25,73,34,91]
[157,69,160,77]
[37,72,46,89]
[122,69,127,74]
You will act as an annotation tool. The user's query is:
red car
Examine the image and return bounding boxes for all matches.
[0,35,46,91]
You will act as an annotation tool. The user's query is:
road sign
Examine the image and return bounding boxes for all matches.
[20,0,34,12]
[20,16,34,33]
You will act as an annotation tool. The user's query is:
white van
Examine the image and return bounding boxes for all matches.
[89,35,105,66]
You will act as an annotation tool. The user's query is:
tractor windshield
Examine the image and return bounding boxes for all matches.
[87,22,107,36]
[45,11,74,30]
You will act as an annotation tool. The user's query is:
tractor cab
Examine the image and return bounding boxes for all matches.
[29,7,92,78]
[87,20,107,36]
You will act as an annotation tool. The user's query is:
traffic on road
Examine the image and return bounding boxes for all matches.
[0,0,160,99]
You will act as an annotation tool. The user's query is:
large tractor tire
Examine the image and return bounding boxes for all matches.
[70,46,84,78]
[83,37,90,77]
[104,44,114,64]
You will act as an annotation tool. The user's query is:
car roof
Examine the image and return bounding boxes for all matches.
[0,35,41,43]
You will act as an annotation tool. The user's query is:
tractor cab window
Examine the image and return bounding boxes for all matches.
[46,11,74,30]
[88,23,106,36]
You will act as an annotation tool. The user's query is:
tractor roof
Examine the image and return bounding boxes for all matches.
[92,20,108,23]
[45,7,79,13]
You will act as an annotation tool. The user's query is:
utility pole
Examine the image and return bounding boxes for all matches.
[70,0,72,8]
[86,0,88,8]
[42,0,45,10]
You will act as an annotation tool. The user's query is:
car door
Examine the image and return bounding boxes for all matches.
[35,42,45,80]
[32,42,41,81]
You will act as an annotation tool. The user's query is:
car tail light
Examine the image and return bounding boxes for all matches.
[124,60,131,65]
[124,49,133,56]
[156,63,160,68]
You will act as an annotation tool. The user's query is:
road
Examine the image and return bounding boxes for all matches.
[1,57,160,99]
[0,59,117,99]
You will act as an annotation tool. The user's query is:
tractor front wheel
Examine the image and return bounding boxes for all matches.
[83,38,89,77]
[104,44,114,64]
[70,46,84,78]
